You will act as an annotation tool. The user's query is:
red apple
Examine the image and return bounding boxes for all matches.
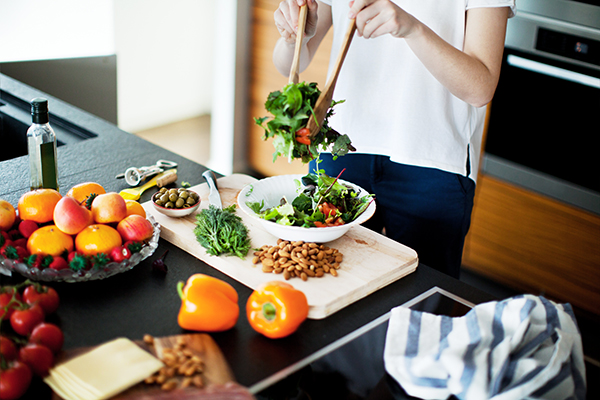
[53,196,93,235]
[91,192,127,224]
[117,214,154,242]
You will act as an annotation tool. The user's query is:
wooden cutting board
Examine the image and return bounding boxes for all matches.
[142,174,418,319]
[52,334,237,400]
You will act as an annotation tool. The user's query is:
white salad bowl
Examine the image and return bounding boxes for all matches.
[237,174,376,243]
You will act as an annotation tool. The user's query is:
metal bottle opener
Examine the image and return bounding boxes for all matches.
[115,159,178,186]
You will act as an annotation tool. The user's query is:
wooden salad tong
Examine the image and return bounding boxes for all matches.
[306,17,356,137]
[289,5,308,84]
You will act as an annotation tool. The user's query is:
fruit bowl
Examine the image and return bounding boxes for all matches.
[0,215,161,283]
[237,174,376,243]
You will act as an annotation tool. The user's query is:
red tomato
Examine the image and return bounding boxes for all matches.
[0,360,32,400]
[0,289,21,320]
[110,245,131,263]
[0,336,18,361]
[9,304,45,336]
[48,256,69,271]
[22,284,59,315]
[29,323,64,354]
[18,344,54,377]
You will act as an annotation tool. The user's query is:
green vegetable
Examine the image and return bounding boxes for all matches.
[194,205,251,259]
[246,165,374,228]
[254,81,355,164]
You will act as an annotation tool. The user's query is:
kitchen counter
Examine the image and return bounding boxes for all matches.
[0,76,497,399]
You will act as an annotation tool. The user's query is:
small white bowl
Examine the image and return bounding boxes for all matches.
[237,174,376,243]
[152,189,201,218]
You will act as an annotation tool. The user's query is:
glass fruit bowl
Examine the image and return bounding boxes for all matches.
[0,215,161,283]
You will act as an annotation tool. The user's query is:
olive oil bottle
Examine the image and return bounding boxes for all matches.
[27,98,59,190]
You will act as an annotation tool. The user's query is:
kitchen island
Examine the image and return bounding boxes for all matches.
[0,75,497,399]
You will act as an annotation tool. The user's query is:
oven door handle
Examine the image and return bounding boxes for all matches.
[507,55,600,89]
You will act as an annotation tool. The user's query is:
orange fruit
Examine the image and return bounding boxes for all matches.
[125,200,146,218]
[27,225,74,257]
[91,193,127,224]
[18,189,62,224]
[75,224,122,256]
[0,199,17,231]
[66,182,106,205]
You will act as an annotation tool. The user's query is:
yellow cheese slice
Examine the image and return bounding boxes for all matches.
[44,337,163,400]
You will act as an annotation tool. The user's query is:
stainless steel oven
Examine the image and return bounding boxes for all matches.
[483,0,600,214]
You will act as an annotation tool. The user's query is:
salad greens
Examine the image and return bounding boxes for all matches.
[246,167,374,228]
[254,81,355,164]
[194,205,251,259]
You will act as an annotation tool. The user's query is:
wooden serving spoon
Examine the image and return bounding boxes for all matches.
[289,5,308,84]
[306,18,356,137]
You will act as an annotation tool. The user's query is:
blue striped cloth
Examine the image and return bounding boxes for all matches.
[384,295,586,399]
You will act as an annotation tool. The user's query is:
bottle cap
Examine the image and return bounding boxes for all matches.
[31,97,49,123]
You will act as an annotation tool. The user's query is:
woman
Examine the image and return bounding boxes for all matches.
[273,0,516,278]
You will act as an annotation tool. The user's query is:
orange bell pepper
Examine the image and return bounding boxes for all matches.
[246,281,309,339]
[177,274,239,332]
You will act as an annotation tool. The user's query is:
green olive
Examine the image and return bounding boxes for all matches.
[179,191,189,200]
[155,200,165,206]
[160,193,170,203]
[175,198,185,208]
[186,197,196,206]
[159,187,168,194]
[165,201,174,209]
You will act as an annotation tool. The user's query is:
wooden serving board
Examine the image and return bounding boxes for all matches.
[52,334,237,400]
[142,174,418,319]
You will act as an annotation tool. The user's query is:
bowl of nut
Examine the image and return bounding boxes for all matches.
[152,187,201,217]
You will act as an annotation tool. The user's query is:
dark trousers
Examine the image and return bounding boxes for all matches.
[309,153,475,278]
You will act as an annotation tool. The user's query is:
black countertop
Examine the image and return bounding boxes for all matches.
[0,75,497,399]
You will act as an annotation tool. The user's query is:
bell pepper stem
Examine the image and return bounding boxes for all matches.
[177,281,185,300]
[262,302,277,321]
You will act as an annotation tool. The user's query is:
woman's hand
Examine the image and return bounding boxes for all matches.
[274,0,319,44]
[349,0,417,39]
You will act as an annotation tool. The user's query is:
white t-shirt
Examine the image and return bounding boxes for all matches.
[319,0,516,181]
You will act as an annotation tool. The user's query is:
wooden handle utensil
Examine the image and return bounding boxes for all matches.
[306,18,356,137]
[289,5,308,84]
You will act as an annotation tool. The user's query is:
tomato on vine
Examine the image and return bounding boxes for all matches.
[0,360,32,400]
[23,284,59,315]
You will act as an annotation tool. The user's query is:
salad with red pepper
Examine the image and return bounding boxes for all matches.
[246,168,374,228]
[254,82,355,164]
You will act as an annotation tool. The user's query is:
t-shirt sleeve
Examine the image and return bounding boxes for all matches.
[466,0,516,18]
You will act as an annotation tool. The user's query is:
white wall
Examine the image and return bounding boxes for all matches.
[114,0,216,132]
[0,0,217,134]
[0,0,115,62]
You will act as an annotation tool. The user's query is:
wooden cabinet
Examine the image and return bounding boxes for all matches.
[247,0,333,177]
[462,174,600,315]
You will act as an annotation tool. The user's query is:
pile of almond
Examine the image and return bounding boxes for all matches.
[143,335,204,391]
[252,239,343,281]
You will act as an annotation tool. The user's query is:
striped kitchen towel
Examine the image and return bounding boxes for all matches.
[383,294,586,400]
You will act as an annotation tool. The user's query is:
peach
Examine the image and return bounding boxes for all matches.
[91,193,127,224]
[117,214,154,242]
[53,196,93,235]
[0,199,16,231]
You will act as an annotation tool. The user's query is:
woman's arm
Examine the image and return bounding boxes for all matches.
[349,0,510,107]
[273,0,333,77]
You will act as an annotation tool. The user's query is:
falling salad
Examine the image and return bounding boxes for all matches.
[254,81,355,164]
